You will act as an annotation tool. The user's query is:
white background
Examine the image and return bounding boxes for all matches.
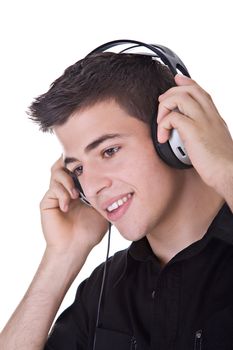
[0,0,232,330]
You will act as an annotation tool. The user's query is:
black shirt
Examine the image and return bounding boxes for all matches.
[44,204,233,349]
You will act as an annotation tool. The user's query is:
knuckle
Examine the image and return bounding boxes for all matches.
[179,91,189,99]
[50,156,63,173]
[39,192,48,210]
[39,199,43,210]
[51,169,63,184]
[50,163,59,173]
[51,168,59,179]
[50,160,58,172]
[205,91,212,101]
[197,85,211,100]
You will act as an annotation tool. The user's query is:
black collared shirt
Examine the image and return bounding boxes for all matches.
[45,204,233,349]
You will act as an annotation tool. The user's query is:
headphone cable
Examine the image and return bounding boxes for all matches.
[92,222,112,350]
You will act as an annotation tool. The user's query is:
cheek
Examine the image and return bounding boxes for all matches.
[133,156,177,202]
[125,148,167,183]
[118,149,161,186]
[121,145,160,176]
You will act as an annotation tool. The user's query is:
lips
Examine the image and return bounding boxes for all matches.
[103,192,133,222]
[106,193,132,212]
[101,192,133,211]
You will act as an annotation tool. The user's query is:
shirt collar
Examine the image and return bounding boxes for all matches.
[112,203,232,286]
[209,203,233,244]
[128,203,233,264]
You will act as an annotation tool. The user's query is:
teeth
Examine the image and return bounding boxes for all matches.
[107,193,132,212]
[118,199,123,206]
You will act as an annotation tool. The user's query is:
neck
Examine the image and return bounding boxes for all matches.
[146,170,224,266]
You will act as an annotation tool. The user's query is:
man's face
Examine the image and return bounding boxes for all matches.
[54,100,184,241]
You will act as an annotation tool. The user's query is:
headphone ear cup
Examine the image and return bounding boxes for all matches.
[155,140,191,169]
[151,121,192,169]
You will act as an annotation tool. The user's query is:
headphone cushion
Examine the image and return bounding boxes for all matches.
[155,141,191,169]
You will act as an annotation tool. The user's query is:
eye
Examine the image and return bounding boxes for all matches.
[72,165,83,177]
[103,146,120,158]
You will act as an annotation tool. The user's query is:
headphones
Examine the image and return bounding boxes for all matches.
[74,39,193,205]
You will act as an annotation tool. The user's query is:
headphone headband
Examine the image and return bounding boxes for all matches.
[88,39,190,77]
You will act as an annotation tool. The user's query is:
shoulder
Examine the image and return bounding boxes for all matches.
[210,203,233,245]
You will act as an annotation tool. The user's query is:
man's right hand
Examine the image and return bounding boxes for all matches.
[40,156,109,259]
[0,156,108,350]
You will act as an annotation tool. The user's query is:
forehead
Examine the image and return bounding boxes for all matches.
[54,100,150,155]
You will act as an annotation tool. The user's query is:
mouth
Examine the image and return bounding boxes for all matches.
[104,192,133,222]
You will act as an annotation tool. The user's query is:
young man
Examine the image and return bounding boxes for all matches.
[1,49,233,349]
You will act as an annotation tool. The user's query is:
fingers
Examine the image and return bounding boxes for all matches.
[158,74,218,122]
[157,74,225,144]
[51,169,78,197]
[157,91,201,123]
[41,156,80,213]
[50,155,64,172]
[157,109,195,144]
[41,183,72,212]
[51,155,78,194]
[174,75,217,114]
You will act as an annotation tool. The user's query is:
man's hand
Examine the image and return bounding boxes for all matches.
[0,157,109,350]
[40,156,108,259]
[157,74,233,209]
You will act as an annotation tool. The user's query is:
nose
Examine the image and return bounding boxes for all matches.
[80,163,112,200]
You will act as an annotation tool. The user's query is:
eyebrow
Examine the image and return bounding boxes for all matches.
[64,133,124,167]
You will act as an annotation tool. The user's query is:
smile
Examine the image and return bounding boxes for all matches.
[106,193,132,212]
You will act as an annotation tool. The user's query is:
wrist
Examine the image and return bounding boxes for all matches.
[43,243,91,281]
[213,161,233,211]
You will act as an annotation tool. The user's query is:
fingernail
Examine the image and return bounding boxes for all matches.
[175,73,189,79]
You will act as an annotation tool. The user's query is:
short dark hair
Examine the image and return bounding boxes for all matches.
[28,52,176,132]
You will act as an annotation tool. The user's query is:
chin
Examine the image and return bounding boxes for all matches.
[115,222,147,242]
